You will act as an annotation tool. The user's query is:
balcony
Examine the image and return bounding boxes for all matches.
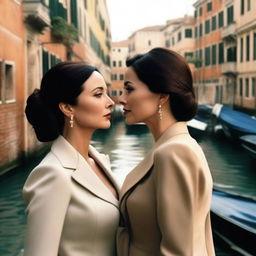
[222,62,237,76]
[222,23,236,41]
[23,0,50,32]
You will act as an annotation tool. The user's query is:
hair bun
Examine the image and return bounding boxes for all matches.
[25,89,60,142]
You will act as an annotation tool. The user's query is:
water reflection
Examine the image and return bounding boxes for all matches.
[0,119,255,256]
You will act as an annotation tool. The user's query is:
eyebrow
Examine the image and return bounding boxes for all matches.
[124,81,133,87]
[91,86,105,92]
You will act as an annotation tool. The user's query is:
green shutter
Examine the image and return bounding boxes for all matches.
[42,50,49,75]
[212,45,217,65]
[71,0,78,28]
[219,42,224,64]
[218,11,223,28]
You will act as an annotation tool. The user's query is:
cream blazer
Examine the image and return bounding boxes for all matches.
[117,122,215,256]
[23,135,120,256]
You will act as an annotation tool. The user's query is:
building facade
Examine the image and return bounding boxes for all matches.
[0,0,111,174]
[110,40,129,103]
[128,25,164,57]
[0,0,26,173]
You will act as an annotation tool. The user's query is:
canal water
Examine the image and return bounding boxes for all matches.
[0,119,255,256]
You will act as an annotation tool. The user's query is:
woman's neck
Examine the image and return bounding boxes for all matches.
[62,126,94,161]
[146,114,177,141]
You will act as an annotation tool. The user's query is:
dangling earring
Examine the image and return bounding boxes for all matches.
[158,104,163,120]
[70,114,74,128]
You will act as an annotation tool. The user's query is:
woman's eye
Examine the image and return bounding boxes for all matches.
[125,87,134,93]
[94,93,103,97]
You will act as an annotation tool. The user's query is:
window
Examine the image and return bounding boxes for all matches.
[240,78,243,96]
[252,78,256,97]
[227,46,237,62]
[212,45,217,65]
[148,40,151,46]
[199,7,203,16]
[165,40,170,47]
[185,29,192,38]
[112,61,116,67]
[84,0,87,9]
[172,37,175,45]
[207,2,212,12]
[205,47,211,66]
[240,37,244,62]
[178,32,182,41]
[205,20,210,34]
[245,78,249,97]
[185,52,193,62]
[212,16,217,31]
[219,42,224,64]
[198,49,203,68]
[246,35,250,61]
[253,33,256,60]
[199,23,203,37]
[194,10,197,18]
[218,11,224,28]
[227,6,234,25]
[195,26,198,38]
[3,62,15,102]
[247,0,251,11]
[112,90,117,96]
[42,49,49,75]
[120,74,124,80]
[241,0,245,15]
[118,61,122,67]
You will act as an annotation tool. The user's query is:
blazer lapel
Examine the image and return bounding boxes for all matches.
[72,157,119,208]
[120,122,189,199]
[51,136,119,208]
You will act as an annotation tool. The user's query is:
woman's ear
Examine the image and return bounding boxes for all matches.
[159,94,169,105]
[59,103,73,118]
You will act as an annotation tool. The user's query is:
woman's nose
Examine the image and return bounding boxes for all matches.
[107,95,114,108]
[118,92,126,105]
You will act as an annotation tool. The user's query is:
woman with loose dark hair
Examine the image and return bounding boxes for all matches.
[23,62,120,256]
[117,48,215,255]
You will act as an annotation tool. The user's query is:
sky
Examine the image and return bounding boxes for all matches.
[107,0,196,42]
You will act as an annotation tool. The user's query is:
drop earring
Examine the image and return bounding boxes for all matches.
[158,104,163,120]
[70,114,74,128]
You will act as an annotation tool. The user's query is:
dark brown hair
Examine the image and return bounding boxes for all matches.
[25,62,98,142]
[126,47,197,121]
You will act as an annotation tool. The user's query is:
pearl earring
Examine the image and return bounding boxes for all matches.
[158,104,163,120]
[70,115,74,128]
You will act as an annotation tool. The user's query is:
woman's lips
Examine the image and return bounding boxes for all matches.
[104,113,111,119]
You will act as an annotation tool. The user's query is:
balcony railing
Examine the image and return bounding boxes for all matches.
[222,62,237,76]
[23,0,50,32]
[222,23,236,41]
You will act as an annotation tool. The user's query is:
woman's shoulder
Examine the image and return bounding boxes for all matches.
[155,134,199,155]
[24,152,72,188]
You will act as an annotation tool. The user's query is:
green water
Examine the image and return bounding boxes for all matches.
[0,120,255,256]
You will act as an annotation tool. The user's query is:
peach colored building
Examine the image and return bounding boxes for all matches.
[163,16,196,74]
[0,0,26,174]
[110,40,129,103]
[235,0,256,111]
[0,0,112,174]
[193,0,225,105]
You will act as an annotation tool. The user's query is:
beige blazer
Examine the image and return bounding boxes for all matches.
[117,122,215,256]
[23,135,120,256]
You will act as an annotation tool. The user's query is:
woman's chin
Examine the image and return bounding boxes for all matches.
[125,118,136,125]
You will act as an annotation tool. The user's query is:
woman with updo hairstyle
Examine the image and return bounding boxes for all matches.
[23,62,120,256]
[117,48,215,256]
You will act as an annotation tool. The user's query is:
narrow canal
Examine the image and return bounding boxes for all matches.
[0,119,255,256]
